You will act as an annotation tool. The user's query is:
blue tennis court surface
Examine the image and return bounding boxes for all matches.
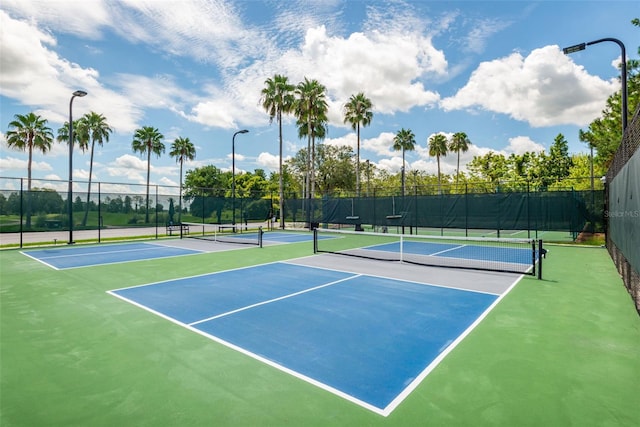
[22,242,203,269]
[366,241,534,265]
[109,262,500,415]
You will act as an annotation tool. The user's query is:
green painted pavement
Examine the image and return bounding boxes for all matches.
[1,241,638,426]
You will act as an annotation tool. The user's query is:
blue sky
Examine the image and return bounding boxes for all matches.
[0,0,637,193]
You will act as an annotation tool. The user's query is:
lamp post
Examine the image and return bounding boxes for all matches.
[232,129,249,227]
[68,90,87,244]
[563,38,627,237]
[562,38,628,133]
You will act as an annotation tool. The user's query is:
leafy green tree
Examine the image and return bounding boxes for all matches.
[183,165,227,221]
[6,112,54,227]
[184,165,226,196]
[315,144,356,195]
[76,112,112,226]
[295,78,328,199]
[235,170,269,198]
[123,195,133,214]
[449,132,472,186]
[543,134,572,187]
[169,136,196,224]
[503,152,544,190]
[30,188,65,216]
[57,119,86,151]
[428,133,449,192]
[392,128,416,196]
[73,195,84,212]
[343,92,373,196]
[467,152,508,189]
[550,154,606,191]
[261,74,295,228]
[287,144,356,195]
[132,126,165,223]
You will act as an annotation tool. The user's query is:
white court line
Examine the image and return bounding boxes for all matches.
[19,251,60,270]
[189,273,361,326]
[108,261,523,416]
[31,244,172,260]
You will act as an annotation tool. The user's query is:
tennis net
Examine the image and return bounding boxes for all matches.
[313,228,542,277]
[181,222,263,247]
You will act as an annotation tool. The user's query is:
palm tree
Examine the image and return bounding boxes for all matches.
[169,136,196,225]
[392,128,416,196]
[76,112,112,226]
[6,112,54,227]
[449,132,471,187]
[428,133,449,193]
[56,119,87,152]
[132,126,165,223]
[343,92,373,196]
[261,74,295,229]
[295,77,328,200]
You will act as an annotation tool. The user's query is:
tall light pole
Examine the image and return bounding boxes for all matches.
[563,38,627,236]
[232,129,249,227]
[562,38,628,133]
[68,90,87,244]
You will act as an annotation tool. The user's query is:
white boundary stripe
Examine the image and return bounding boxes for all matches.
[381,273,525,415]
[19,251,60,270]
[281,258,502,296]
[20,242,206,270]
[189,274,362,326]
[427,244,467,256]
[107,260,523,416]
[106,273,386,415]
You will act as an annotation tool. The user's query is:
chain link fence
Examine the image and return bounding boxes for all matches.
[606,105,640,314]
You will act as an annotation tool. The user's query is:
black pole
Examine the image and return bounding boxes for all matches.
[19,178,23,248]
[98,182,101,243]
[232,129,249,229]
[67,90,87,244]
[537,239,544,280]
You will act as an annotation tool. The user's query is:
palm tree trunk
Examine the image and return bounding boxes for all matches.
[278,111,284,230]
[82,141,95,227]
[401,149,405,197]
[456,151,460,187]
[178,159,183,225]
[311,135,316,197]
[26,145,33,228]
[356,124,360,197]
[145,149,151,223]
[437,155,442,194]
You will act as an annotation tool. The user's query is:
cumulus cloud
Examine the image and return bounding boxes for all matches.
[504,136,545,154]
[256,152,285,170]
[0,156,52,172]
[440,45,617,127]
[0,10,143,133]
[105,154,146,182]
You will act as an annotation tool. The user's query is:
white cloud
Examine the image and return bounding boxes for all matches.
[440,45,617,127]
[504,136,545,154]
[0,11,143,134]
[1,0,111,39]
[256,152,287,170]
[105,154,146,182]
[0,156,52,172]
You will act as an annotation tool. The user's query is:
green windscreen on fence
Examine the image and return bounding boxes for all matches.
[318,190,602,235]
[608,150,640,277]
